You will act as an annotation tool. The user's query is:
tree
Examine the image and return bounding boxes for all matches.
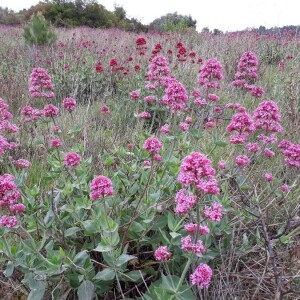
[149,12,196,32]
[23,12,57,45]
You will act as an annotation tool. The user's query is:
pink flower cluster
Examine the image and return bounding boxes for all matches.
[232,51,264,98]
[253,100,282,134]
[226,111,256,144]
[198,58,223,90]
[21,105,43,123]
[64,152,81,167]
[44,104,60,118]
[90,175,114,200]
[162,77,188,112]
[279,139,300,167]
[154,246,171,261]
[181,235,206,254]
[178,152,219,195]
[63,97,76,112]
[147,55,170,83]
[203,201,223,222]
[0,174,25,228]
[29,67,55,99]
[174,189,197,215]
[143,137,162,155]
[190,263,213,288]
[184,223,209,235]
[0,99,19,155]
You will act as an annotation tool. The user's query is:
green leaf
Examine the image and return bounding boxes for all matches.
[28,277,46,300]
[93,268,115,281]
[73,251,89,267]
[188,129,202,139]
[65,227,81,237]
[167,212,176,232]
[44,209,55,227]
[77,280,95,300]
[4,261,14,277]
[119,270,145,283]
[94,243,114,253]
[115,254,136,267]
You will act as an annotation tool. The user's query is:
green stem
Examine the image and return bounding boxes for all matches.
[176,257,192,292]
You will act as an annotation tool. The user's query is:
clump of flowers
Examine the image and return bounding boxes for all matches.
[90,175,114,200]
[226,110,256,144]
[198,58,223,90]
[279,139,300,167]
[162,77,188,112]
[0,174,25,228]
[253,100,283,134]
[174,189,197,215]
[63,97,76,112]
[203,201,223,222]
[147,55,170,84]
[143,137,162,155]
[44,104,59,118]
[154,246,171,261]
[29,67,55,99]
[190,263,213,288]
[178,152,219,195]
[64,152,81,167]
[235,155,250,167]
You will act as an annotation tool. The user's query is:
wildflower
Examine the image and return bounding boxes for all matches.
[100,105,110,115]
[153,154,162,162]
[218,160,226,169]
[185,117,192,124]
[90,175,114,200]
[44,104,59,118]
[235,155,250,167]
[14,159,31,169]
[160,124,170,134]
[264,148,275,158]
[143,137,162,154]
[281,184,289,193]
[50,138,62,148]
[190,264,213,288]
[181,235,206,254]
[137,112,151,119]
[175,189,197,215]
[147,55,170,83]
[64,152,81,167]
[264,173,273,182]
[203,201,223,222]
[144,95,156,103]
[130,90,140,100]
[198,58,223,89]
[29,67,55,99]
[279,139,300,167]
[178,152,219,195]
[154,246,171,261]
[0,215,17,228]
[253,100,283,133]
[63,97,76,112]
[179,122,189,132]
[246,142,260,153]
[162,77,188,112]
[143,160,151,167]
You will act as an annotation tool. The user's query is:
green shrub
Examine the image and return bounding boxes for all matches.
[23,12,56,46]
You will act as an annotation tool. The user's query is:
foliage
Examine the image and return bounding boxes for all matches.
[150,12,197,32]
[23,12,57,46]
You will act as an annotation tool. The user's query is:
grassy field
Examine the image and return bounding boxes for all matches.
[0,25,299,299]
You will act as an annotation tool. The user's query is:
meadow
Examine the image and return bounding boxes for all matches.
[0,25,299,299]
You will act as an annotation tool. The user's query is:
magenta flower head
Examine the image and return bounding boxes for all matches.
[178,152,219,195]
[162,77,188,112]
[190,263,213,288]
[203,201,223,222]
[29,67,55,99]
[44,104,59,118]
[143,137,162,155]
[198,58,223,89]
[63,97,76,112]
[64,152,81,167]
[13,159,31,169]
[100,105,110,115]
[50,138,62,148]
[147,55,170,82]
[235,155,250,167]
[264,172,273,182]
[253,100,283,133]
[90,175,114,200]
[0,215,18,228]
[154,246,171,261]
[130,90,140,100]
